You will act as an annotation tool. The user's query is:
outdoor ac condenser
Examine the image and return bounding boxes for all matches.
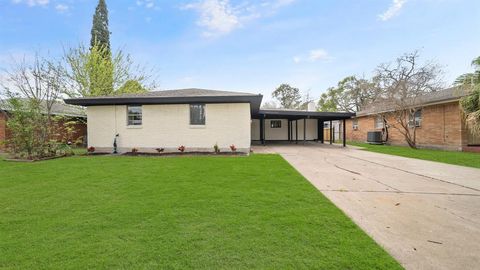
[367,131,383,144]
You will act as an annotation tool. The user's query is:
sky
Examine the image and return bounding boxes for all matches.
[0,0,479,103]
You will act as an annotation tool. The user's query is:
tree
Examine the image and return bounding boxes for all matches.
[375,51,443,148]
[90,0,113,94]
[117,80,147,95]
[272,84,302,109]
[317,76,378,112]
[90,0,111,53]
[61,44,155,97]
[455,56,480,135]
[0,54,73,159]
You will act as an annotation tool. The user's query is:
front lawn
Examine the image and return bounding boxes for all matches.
[349,142,480,169]
[0,155,401,269]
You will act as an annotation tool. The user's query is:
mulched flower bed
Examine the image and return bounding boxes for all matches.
[122,151,246,157]
[4,154,69,162]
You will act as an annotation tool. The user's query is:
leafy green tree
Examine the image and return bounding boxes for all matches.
[62,44,155,97]
[318,76,377,112]
[456,56,480,135]
[272,84,302,109]
[117,80,147,95]
[90,0,111,53]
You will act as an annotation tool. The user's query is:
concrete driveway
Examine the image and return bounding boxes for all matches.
[252,143,480,270]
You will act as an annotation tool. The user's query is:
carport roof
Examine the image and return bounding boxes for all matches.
[254,109,355,120]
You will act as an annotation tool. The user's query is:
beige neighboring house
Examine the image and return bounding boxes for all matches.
[346,87,480,152]
[65,89,354,153]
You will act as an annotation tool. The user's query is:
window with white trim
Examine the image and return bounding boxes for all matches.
[352,118,359,130]
[127,105,142,126]
[270,120,281,128]
[374,115,384,129]
[190,104,205,125]
[409,109,422,128]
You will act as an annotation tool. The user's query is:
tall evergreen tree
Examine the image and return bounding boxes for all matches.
[89,0,113,95]
[90,0,111,53]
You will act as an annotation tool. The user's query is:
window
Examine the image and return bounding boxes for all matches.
[352,118,359,130]
[409,109,422,128]
[374,115,384,129]
[270,120,281,128]
[127,105,142,126]
[190,104,205,125]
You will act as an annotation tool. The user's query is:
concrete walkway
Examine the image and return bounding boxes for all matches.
[252,143,480,270]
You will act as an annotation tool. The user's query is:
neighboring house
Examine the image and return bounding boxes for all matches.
[0,100,87,150]
[65,89,354,153]
[346,87,480,152]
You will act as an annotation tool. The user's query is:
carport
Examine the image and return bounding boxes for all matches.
[252,109,355,147]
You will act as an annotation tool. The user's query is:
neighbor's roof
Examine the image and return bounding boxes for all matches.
[0,99,86,118]
[64,88,264,113]
[357,87,468,116]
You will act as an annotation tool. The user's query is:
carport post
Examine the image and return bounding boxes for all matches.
[318,120,324,143]
[260,115,265,145]
[303,118,306,144]
[287,120,291,141]
[329,120,333,145]
[343,119,346,147]
[295,120,298,144]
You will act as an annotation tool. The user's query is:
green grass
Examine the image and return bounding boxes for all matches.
[0,155,401,269]
[349,142,480,169]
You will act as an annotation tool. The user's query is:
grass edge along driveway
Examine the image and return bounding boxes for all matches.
[348,142,480,169]
[0,154,402,269]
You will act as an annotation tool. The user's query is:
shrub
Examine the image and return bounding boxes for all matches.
[156,148,164,153]
[178,145,185,152]
[230,144,237,152]
[87,146,96,153]
[131,148,139,153]
[214,143,220,154]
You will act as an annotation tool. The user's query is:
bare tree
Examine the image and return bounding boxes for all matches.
[374,51,444,148]
[0,54,71,158]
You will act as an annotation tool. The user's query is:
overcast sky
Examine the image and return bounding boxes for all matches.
[1,0,479,102]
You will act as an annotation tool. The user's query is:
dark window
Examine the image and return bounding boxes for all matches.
[270,120,281,128]
[127,105,142,126]
[190,104,205,125]
[409,109,422,127]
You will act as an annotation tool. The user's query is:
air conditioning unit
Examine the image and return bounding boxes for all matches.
[367,131,384,144]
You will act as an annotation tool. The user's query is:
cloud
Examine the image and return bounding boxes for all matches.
[183,0,241,37]
[136,0,156,9]
[294,49,331,63]
[11,0,49,7]
[378,0,407,21]
[183,0,296,37]
[55,4,69,13]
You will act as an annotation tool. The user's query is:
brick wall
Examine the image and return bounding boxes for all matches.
[346,101,467,151]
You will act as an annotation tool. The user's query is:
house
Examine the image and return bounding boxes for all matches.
[0,100,87,150]
[64,88,354,153]
[345,87,480,152]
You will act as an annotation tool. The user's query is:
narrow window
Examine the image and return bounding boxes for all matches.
[190,104,205,125]
[270,120,282,128]
[409,109,422,127]
[127,105,142,126]
[352,118,359,130]
[374,115,384,129]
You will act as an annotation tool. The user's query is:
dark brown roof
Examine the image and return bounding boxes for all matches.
[357,87,468,116]
[64,88,264,113]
